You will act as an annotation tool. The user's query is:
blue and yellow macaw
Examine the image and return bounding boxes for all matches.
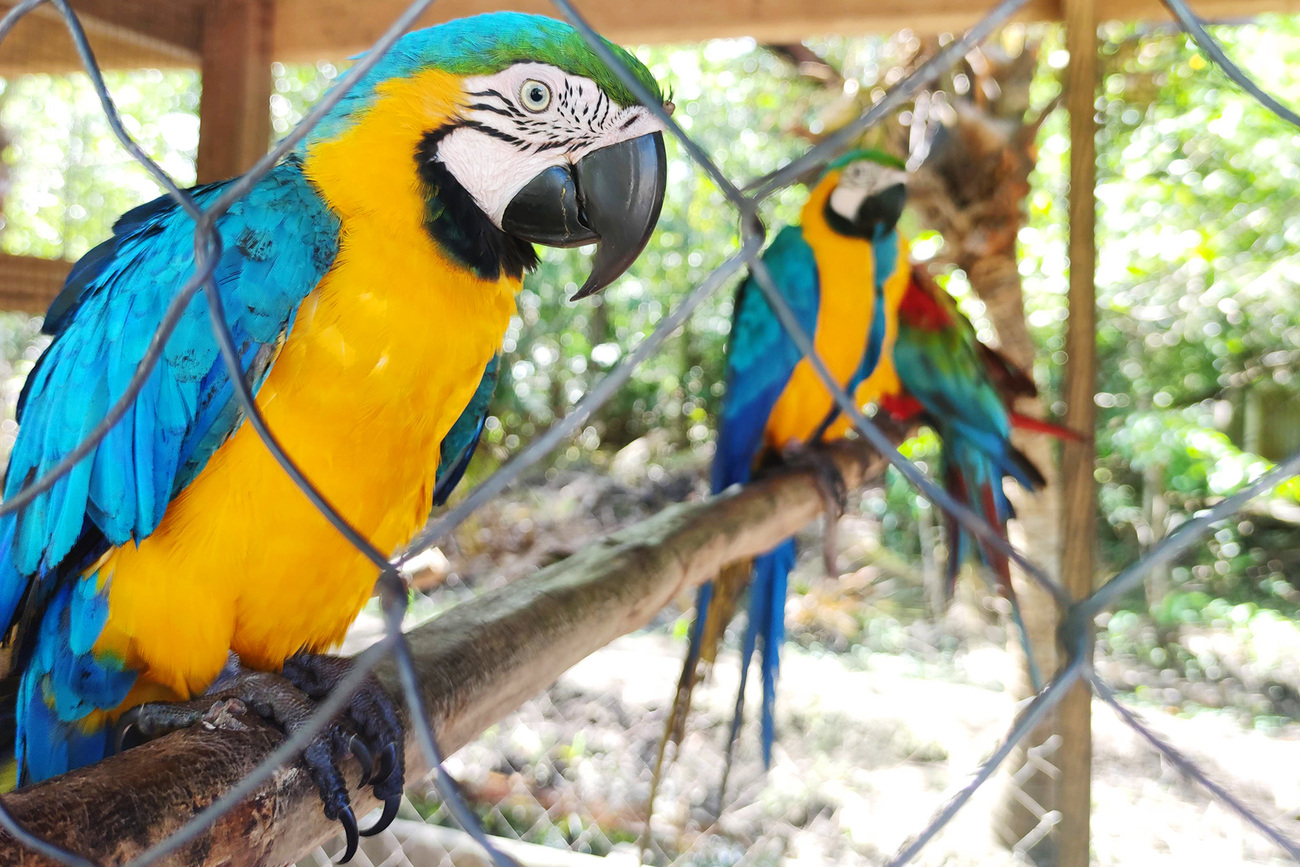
[880,264,1074,631]
[0,13,666,856]
[654,151,911,800]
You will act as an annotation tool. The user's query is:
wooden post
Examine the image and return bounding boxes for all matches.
[196,0,273,184]
[1057,0,1098,864]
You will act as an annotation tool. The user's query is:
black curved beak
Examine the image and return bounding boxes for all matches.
[856,183,907,237]
[501,132,667,300]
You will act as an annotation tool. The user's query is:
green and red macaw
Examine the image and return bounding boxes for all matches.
[655,151,911,795]
[880,263,1075,622]
[0,13,666,856]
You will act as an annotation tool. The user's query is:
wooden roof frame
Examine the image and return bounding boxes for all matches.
[0,0,1293,68]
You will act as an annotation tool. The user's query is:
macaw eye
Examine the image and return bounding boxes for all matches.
[519,79,552,112]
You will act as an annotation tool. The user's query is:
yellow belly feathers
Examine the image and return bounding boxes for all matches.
[90,69,516,702]
[824,235,910,441]
[765,177,911,449]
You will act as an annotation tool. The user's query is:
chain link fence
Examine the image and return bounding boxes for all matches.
[308,574,1298,865]
[0,0,1296,865]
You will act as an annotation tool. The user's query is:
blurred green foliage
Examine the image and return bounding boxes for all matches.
[0,21,1295,664]
[0,69,198,260]
[1020,19,1300,622]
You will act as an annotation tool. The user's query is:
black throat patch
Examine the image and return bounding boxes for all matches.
[823,201,873,240]
[416,128,539,282]
[824,183,907,241]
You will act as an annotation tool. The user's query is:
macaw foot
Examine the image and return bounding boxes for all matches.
[280,651,406,835]
[115,652,404,863]
[780,444,848,576]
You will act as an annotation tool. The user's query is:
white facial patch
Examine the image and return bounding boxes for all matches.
[434,62,666,227]
[827,162,908,222]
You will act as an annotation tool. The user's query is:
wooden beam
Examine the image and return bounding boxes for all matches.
[196,0,274,183]
[1056,0,1099,863]
[268,0,1298,60]
[0,0,200,75]
[0,0,1293,72]
[0,254,69,314]
[0,442,885,867]
[61,0,203,54]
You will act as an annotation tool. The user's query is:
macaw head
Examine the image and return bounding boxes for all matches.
[821,149,908,240]
[304,12,669,298]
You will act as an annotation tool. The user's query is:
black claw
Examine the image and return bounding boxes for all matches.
[336,805,359,864]
[113,707,141,754]
[282,652,406,816]
[113,661,380,862]
[349,735,374,787]
[360,796,400,837]
[823,517,841,578]
[372,742,397,789]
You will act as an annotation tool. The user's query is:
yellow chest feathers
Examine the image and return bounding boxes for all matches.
[93,69,518,697]
[765,179,883,449]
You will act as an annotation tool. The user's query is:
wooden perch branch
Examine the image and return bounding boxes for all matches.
[0,441,885,867]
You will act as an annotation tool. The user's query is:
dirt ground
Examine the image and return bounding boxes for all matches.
[365,623,1298,866]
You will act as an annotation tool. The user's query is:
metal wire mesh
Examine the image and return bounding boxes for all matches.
[304,604,1298,865]
[0,0,1296,865]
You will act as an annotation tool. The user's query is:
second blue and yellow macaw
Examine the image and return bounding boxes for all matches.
[654,151,911,798]
[0,13,667,856]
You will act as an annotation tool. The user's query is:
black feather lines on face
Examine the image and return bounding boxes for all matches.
[416,127,538,283]
[413,78,623,279]
[465,87,526,121]
[471,81,608,157]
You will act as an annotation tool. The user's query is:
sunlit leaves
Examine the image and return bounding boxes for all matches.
[0,69,198,261]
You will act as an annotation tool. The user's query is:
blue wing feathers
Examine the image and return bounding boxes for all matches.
[2,161,340,784]
[854,289,886,390]
[708,226,821,772]
[67,575,108,658]
[851,230,897,390]
[17,578,133,779]
[3,160,340,587]
[713,226,820,493]
[0,516,22,632]
[757,539,793,766]
[723,539,794,770]
[131,366,163,540]
[88,393,134,540]
[431,355,500,508]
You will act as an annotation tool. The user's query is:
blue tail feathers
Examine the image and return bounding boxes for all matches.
[14,573,135,784]
[725,537,796,769]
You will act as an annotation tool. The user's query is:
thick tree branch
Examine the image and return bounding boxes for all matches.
[0,441,885,867]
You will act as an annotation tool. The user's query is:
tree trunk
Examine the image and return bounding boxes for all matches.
[901,38,1065,863]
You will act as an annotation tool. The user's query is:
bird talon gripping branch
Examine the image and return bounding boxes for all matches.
[282,651,407,813]
[114,657,398,862]
[0,12,667,847]
[772,443,849,575]
[777,443,849,514]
